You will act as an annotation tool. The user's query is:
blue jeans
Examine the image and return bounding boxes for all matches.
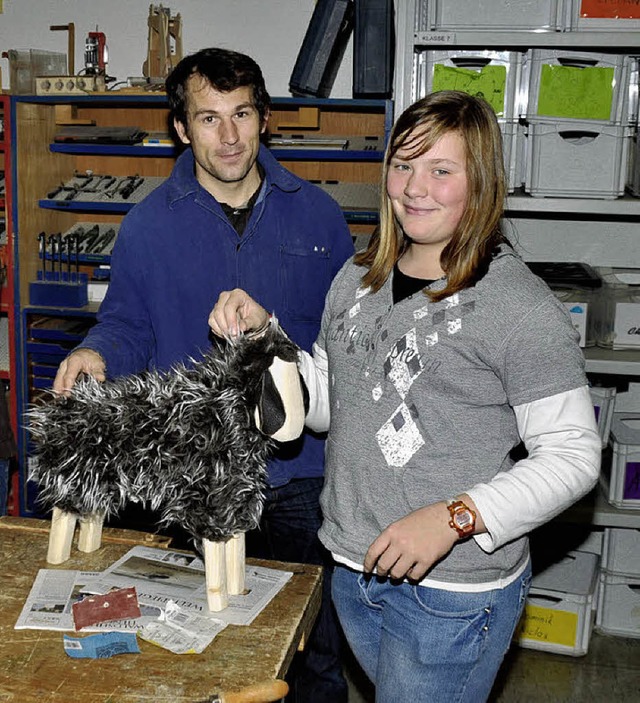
[332,561,532,703]
[246,477,348,703]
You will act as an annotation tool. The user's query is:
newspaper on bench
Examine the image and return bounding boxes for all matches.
[15,546,292,640]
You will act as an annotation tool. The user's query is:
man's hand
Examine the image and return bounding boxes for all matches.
[209,288,270,338]
[53,349,106,396]
[363,502,459,582]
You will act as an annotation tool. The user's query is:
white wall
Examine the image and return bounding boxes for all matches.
[0,0,353,97]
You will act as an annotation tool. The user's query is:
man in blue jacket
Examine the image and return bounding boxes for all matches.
[53,47,353,702]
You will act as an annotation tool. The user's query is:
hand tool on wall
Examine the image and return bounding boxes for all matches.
[37,232,47,279]
[47,234,57,278]
[56,234,64,278]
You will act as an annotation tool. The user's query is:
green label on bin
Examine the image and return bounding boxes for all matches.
[432,64,507,116]
[537,65,615,121]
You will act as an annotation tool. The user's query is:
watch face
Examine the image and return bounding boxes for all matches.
[454,510,473,531]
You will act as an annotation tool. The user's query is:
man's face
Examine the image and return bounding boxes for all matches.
[174,76,267,201]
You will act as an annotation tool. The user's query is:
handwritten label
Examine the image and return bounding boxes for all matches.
[432,64,507,116]
[515,604,578,648]
[538,65,614,121]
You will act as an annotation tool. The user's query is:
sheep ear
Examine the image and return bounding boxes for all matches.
[256,357,305,442]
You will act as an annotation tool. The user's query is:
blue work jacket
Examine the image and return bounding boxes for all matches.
[80,145,354,485]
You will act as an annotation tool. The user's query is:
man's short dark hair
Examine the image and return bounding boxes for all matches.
[166,48,271,127]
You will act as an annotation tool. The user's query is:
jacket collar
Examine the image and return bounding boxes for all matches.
[166,143,301,208]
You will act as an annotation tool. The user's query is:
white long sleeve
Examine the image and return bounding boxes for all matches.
[467,385,601,553]
[298,342,330,432]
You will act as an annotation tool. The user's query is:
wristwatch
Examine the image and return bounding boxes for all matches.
[446,499,476,539]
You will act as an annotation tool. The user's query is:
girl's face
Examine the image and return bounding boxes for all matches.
[387,130,468,257]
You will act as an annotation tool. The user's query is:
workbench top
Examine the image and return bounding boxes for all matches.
[0,517,322,702]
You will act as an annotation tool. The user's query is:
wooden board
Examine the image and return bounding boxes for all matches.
[0,517,322,702]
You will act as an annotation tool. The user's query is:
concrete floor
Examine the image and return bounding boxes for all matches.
[344,631,640,702]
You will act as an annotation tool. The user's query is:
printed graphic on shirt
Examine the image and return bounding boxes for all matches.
[331,285,476,468]
[373,295,474,468]
[376,401,425,467]
[383,328,423,399]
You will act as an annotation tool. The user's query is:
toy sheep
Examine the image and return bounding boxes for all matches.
[28,320,306,611]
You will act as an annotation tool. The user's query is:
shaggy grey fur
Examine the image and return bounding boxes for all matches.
[28,324,300,543]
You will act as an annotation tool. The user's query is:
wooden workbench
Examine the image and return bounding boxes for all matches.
[0,517,322,702]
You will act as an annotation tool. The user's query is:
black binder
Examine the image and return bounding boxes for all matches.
[353,0,395,98]
[289,0,354,98]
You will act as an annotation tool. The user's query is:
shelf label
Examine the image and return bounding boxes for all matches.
[415,31,456,45]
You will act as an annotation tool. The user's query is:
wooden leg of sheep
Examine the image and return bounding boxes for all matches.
[78,511,104,553]
[47,507,78,564]
[204,533,246,612]
[47,508,105,564]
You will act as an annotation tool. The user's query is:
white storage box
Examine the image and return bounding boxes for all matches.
[600,413,640,510]
[552,288,597,347]
[567,0,640,31]
[590,385,617,448]
[596,571,640,638]
[428,0,567,31]
[593,268,640,350]
[514,551,598,656]
[523,50,630,124]
[500,120,522,193]
[416,49,523,119]
[602,527,640,577]
[627,127,640,197]
[524,121,631,199]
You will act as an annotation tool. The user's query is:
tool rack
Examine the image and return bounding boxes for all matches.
[8,93,392,516]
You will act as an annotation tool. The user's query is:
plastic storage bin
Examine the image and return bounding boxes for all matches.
[567,0,640,32]
[552,288,597,347]
[627,127,640,197]
[428,0,567,31]
[523,121,631,199]
[525,261,601,346]
[593,268,640,350]
[590,385,617,447]
[596,571,640,638]
[602,527,640,577]
[415,49,523,119]
[523,50,631,124]
[600,413,640,510]
[500,120,522,193]
[514,550,599,656]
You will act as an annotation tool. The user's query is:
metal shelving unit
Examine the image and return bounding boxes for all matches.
[394,3,640,531]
